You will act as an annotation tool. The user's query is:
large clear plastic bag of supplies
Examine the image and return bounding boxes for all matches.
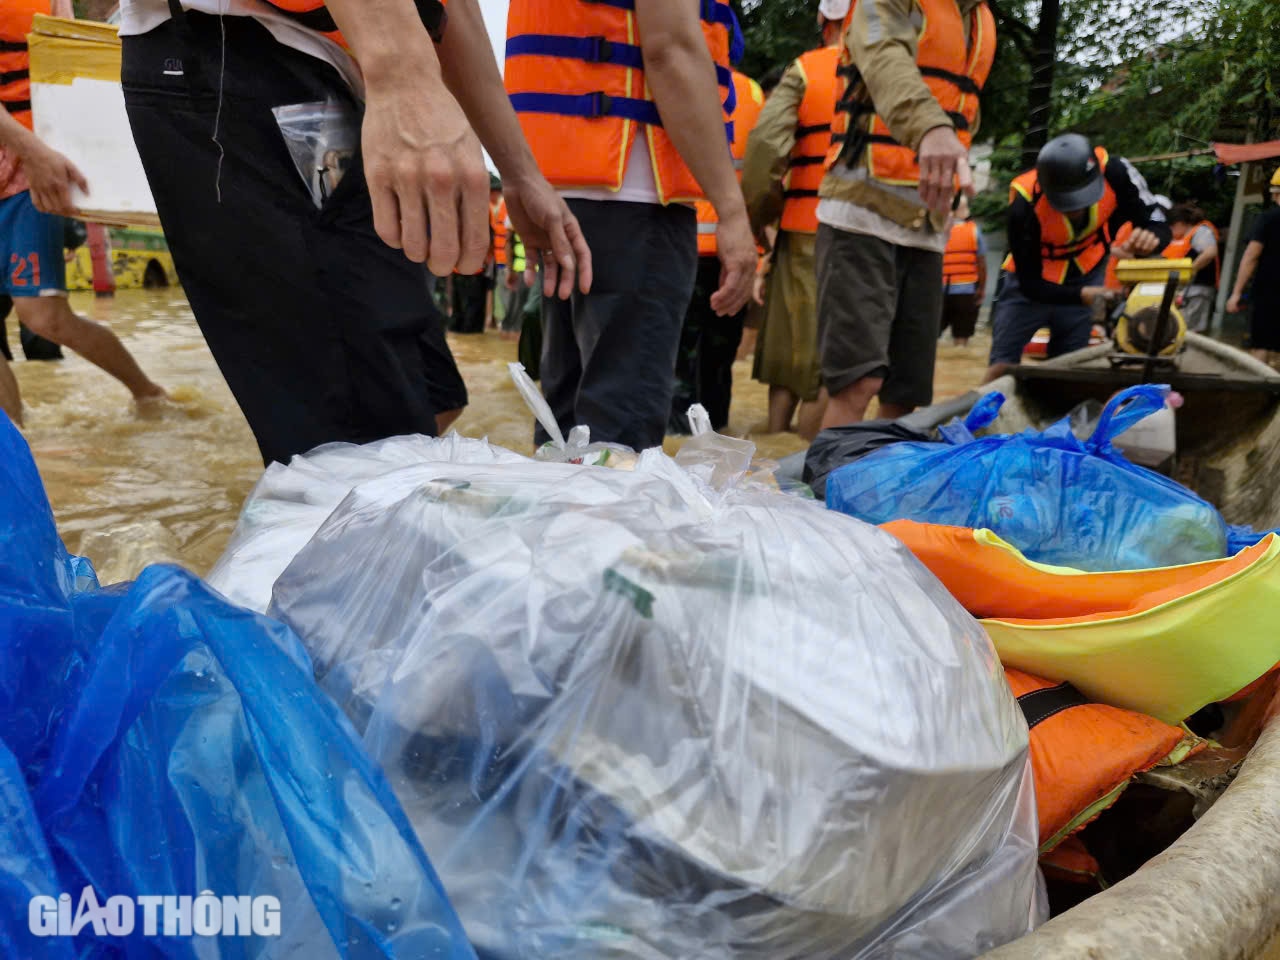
[259,437,1045,959]
[0,415,475,959]
[826,385,1229,571]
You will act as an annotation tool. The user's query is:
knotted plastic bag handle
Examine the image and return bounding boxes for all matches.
[1087,384,1171,452]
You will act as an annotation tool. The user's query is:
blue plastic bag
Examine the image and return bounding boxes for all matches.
[0,414,476,959]
[826,385,1230,571]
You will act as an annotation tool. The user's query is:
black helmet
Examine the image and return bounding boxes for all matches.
[1036,133,1104,212]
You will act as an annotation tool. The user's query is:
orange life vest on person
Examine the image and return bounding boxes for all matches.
[1163,220,1220,285]
[259,0,447,48]
[825,0,996,188]
[490,197,508,267]
[779,44,839,234]
[942,219,981,285]
[505,0,739,205]
[1104,221,1134,291]
[696,70,764,257]
[0,0,47,132]
[1006,667,1199,853]
[1002,147,1118,284]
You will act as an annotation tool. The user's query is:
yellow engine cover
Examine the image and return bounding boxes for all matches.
[1114,273,1189,357]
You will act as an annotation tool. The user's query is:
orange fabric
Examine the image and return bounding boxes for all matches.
[696,70,765,256]
[1164,220,1219,284]
[1007,668,1187,850]
[780,44,839,234]
[490,197,508,267]
[826,0,996,187]
[1039,836,1100,885]
[506,0,732,205]
[881,520,1273,624]
[942,220,980,285]
[1104,222,1134,291]
[0,0,45,201]
[260,0,348,47]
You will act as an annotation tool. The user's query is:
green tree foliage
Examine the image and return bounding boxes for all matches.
[734,0,822,84]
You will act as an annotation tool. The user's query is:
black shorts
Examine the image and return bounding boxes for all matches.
[122,14,466,465]
[815,224,943,408]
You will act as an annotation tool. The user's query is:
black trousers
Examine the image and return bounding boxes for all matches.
[122,14,466,465]
[539,199,696,450]
[668,255,744,434]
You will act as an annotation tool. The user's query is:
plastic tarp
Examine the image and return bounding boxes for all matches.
[826,386,1229,572]
[803,421,932,500]
[221,432,1045,958]
[0,414,475,959]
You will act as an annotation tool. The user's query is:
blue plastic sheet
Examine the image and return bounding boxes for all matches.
[0,414,475,959]
[826,385,1230,571]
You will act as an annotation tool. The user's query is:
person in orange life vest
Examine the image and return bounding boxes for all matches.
[486,176,508,329]
[1165,202,1218,334]
[0,0,167,429]
[668,69,765,435]
[117,0,589,466]
[939,194,986,347]
[740,1,844,438]
[984,134,1170,382]
[817,0,997,429]
[506,0,757,451]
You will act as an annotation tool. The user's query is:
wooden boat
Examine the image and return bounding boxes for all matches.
[917,333,1280,531]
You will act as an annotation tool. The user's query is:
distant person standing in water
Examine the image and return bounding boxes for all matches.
[0,0,167,427]
[939,195,986,348]
[1227,170,1280,367]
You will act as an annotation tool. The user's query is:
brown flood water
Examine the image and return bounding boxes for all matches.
[10,289,990,581]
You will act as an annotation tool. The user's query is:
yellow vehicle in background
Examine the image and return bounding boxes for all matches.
[65,225,177,292]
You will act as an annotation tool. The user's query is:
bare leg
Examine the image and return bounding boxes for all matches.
[436,408,462,434]
[766,385,799,433]
[821,376,883,429]
[983,361,1013,384]
[795,387,829,441]
[15,296,165,402]
[0,357,22,426]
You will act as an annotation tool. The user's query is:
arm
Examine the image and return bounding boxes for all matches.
[741,64,805,237]
[1228,241,1264,313]
[635,0,754,315]
[1105,158,1172,256]
[324,0,488,275]
[1008,198,1091,306]
[0,108,87,216]
[847,0,972,212]
[51,0,73,17]
[1190,227,1218,275]
[435,0,591,296]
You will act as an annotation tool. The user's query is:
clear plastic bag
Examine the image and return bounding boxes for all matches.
[272,99,359,208]
[261,437,1045,959]
[826,385,1229,571]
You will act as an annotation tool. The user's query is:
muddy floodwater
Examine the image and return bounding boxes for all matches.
[9,289,990,581]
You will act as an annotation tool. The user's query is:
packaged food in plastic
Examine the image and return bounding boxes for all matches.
[263,440,1045,959]
[0,415,475,960]
[826,385,1228,571]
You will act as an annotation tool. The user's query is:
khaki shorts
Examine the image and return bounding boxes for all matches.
[815,224,943,408]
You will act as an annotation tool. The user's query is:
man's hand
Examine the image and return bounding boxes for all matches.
[504,265,520,291]
[712,211,756,316]
[917,126,973,216]
[23,142,88,217]
[753,272,768,307]
[1081,286,1118,308]
[503,175,592,300]
[1228,293,1244,314]
[1128,228,1160,256]
[362,74,490,276]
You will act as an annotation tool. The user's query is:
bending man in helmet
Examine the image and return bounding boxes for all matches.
[984,134,1171,383]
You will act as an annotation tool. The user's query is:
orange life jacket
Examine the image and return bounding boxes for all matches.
[942,219,981,285]
[1002,147,1118,284]
[490,197,508,267]
[882,520,1280,723]
[1163,220,1219,286]
[826,0,996,188]
[696,70,764,257]
[779,44,839,234]
[258,0,447,48]
[0,0,47,132]
[506,0,739,205]
[1007,667,1198,853]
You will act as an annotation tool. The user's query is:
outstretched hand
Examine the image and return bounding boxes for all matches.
[504,176,592,299]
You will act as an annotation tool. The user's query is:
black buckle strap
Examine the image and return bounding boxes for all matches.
[795,123,831,138]
[2,99,30,115]
[0,39,27,53]
[786,155,824,168]
[0,68,29,86]
[1017,682,1089,729]
[783,188,819,199]
[920,65,980,95]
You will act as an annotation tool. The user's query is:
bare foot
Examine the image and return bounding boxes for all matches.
[133,385,171,419]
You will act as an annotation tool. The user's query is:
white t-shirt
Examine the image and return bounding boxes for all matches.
[118,0,363,95]
[560,134,660,205]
